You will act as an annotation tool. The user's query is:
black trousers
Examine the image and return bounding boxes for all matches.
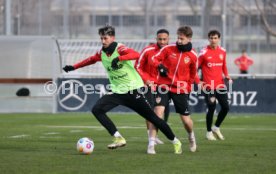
[204,90,230,131]
[91,87,175,140]
[240,70,248,74]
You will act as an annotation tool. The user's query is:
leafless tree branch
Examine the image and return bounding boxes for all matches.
[186,0,198,15]
[229,0,250,15]
[255,0,276,37]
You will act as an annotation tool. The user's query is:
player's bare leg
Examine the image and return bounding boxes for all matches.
[180,115,197,152]
[146,120,164,145]
[147,106,165,154]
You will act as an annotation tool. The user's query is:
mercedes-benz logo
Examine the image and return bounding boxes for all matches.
[57,80,87,111]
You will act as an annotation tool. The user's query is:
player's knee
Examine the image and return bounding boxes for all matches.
[221,104,229,113]
[91,105,104,116]
[207,103,216,111]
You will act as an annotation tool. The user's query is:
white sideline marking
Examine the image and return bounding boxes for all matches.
[196,127,276,131]
[43,132,60,135]
[43,125,276,131]
[45,125,145,129]
[219,127,276,131]
[197,119,205,122]
[9,134,30,138]
[39,136,63,139]
[70,130,84,133]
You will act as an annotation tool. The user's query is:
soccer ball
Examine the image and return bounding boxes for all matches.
[76,137,94,155]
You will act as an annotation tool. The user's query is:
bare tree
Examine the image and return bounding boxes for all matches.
[255,0,276,37]
[185,0,200,15]
[230,0,276,38]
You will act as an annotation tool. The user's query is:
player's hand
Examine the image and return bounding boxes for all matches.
[158,64,168,77]
[226,76,233,84]
[63,65,75,72]
[146,80,154,87]
[111,57,119,69]
[198,81,205,90]
[228,79,233,84]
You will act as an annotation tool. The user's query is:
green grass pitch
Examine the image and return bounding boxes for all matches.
[0,113,275,174]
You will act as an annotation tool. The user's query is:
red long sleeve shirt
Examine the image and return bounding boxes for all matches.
[135,44,160,83]
[234,55,253,71]
[152,44,197,94]
[73,44,140,69]
[195,45,229,89]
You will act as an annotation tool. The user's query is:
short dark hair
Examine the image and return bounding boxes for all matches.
[208,30,221,38]
[242,49,246,53]
[98,25,115,36]
[156,29,169,35]
[177,26,193,38]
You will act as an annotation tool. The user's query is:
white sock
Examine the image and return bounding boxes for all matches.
[113,131,122,138]
[188,131,195,139]
[172,137,180,144]
[149,137,155,146]
[213,126,219,130]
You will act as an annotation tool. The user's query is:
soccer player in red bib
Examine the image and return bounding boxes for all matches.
[135,29,170,152]
[149,26,197,154]
[195,30,232,141]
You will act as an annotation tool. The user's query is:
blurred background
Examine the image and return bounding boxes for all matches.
[1,0,275,52]
[0,0,275,113]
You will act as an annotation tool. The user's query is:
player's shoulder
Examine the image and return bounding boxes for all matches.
[199,46,208,57]
[160,43,175,51]
[190,48,198,57]
[96,48,103,55]
[117,43,128,51]
[218,46,226,53]
[141,45,156,54]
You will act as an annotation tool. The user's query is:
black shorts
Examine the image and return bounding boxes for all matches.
[140,86,155,108]
[154,87,190,116]
[204,89,229,108]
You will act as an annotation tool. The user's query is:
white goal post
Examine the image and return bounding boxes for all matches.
[58,39,209,78]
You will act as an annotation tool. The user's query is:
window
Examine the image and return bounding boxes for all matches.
[240,15,260,26]
[71,15,83,25]
[210,15,221,26]
[54,15,63,26]
[176,15,201,26]
[123,15,144,26]
[112,15,120,26]
[150,15,166,26]
[96,15,108,26]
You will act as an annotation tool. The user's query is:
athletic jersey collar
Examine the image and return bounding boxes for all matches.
[102,42,118,55]
[207,45,220,50]
[153,43,161,51]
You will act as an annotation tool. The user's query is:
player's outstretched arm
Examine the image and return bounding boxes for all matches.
[63,65,75,73]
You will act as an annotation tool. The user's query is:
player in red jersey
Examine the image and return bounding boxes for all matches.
[135,29,170,151]
[148,26,197,154]
[195,30,232,141]
[234,49,254,74]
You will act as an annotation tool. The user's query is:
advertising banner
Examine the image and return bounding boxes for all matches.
[56,78,276,113]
